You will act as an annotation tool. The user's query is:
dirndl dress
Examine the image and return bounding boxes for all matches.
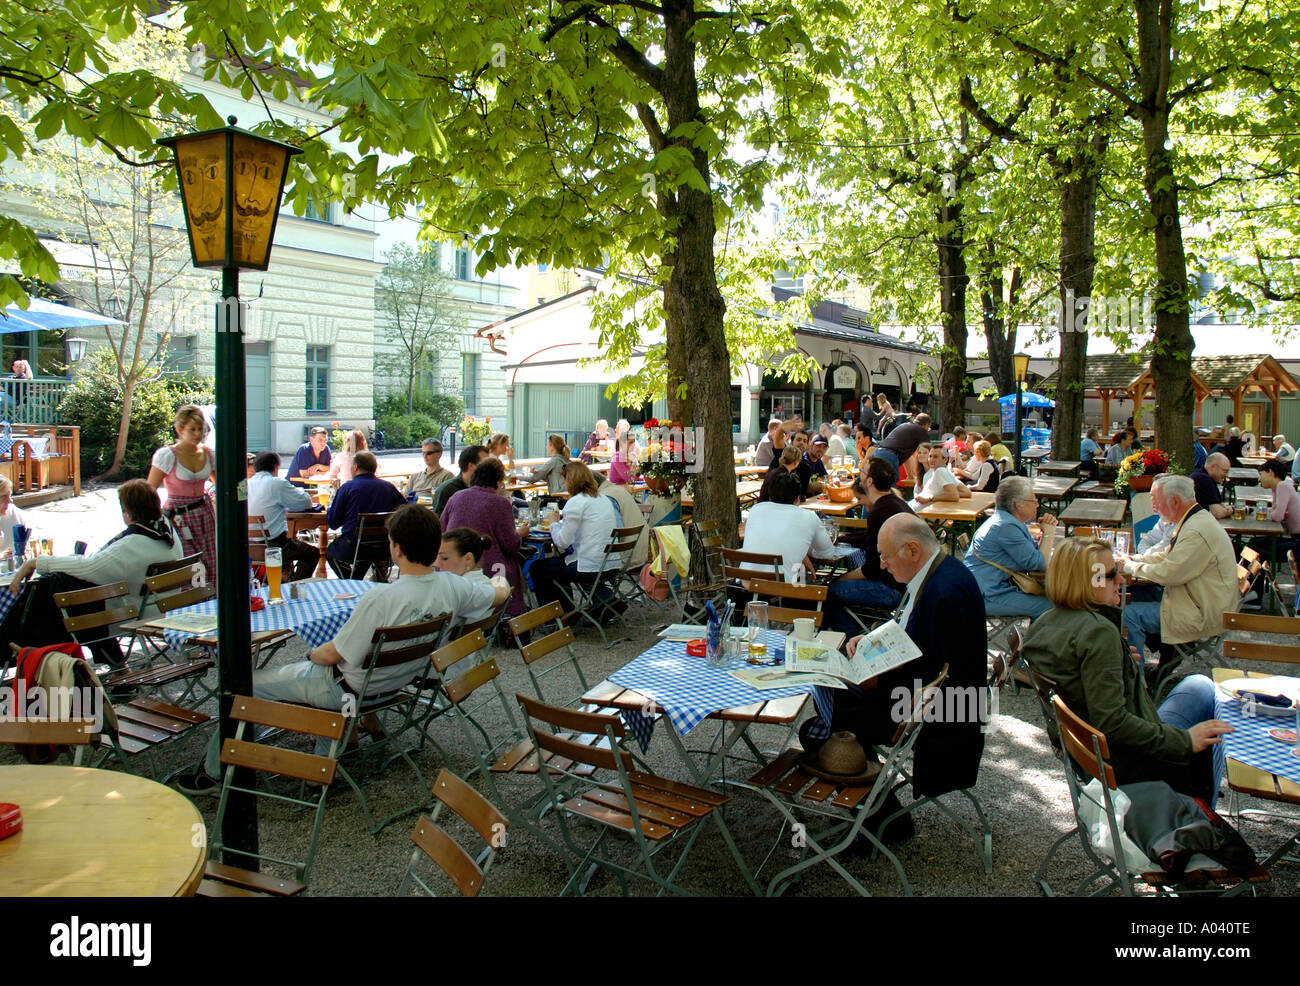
[152,444,217,585]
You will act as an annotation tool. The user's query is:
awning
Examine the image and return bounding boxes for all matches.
[0,298,124,334]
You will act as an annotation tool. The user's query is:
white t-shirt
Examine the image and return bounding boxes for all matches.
[0,503,28,557]
[151,445,214,480]
[918,465,959,501]
[551,492,619,572]
[331,570,496,695]
[740,501,834,578]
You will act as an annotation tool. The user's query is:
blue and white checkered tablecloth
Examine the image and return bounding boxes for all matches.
[0,586,19,624]
[1215,689,1300,786]
[159,579,377,651]
[609,629,814,749]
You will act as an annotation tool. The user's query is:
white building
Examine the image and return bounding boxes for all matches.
[476,271,936,457]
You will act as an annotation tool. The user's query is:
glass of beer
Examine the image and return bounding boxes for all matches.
[317,486,332,508]
[1234,504,1247,521]
[265,546,283,601]
[745,601,769,663]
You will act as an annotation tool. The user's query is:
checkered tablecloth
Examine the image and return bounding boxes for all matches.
[0,586,19,624]
[1215,689,1300,786]
[159,579,377,651]
[610,629,814,749]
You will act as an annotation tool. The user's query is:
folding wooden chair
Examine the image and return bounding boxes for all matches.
[1036,690,1267,897]
[349,512,396,582]
[515,693,759,896]
[5,641,209,779]
[397,769,508,897]
[743,578,827,627]
[744,666,949,897]
[136,553,202,619]
[508,606,592,708]
[53,581,138,670]
[0,716,101,765]
[659,524,725,626]
[332,615,450,833]
[200,696,346,896]
[554,527,641,648]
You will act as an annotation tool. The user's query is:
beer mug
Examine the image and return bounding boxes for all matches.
[745,601,769,663]
[265,546,283,601]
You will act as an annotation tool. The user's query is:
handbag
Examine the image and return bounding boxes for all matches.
[639,563,670,602]
[972,552,1045,596]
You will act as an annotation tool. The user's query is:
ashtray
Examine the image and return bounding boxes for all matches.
[685,639,707,657]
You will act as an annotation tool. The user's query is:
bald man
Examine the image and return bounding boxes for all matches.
[1191,452,1231,520]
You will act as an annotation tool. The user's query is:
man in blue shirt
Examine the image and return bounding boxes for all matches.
[1079,428,1101,479]
[1192,432,1208,469]
[797,436,830,495]
[963,475,1057,618]
[326,450,406,580]
[1190,453,1232,519]
[247,451,319,580]
[289,426,332,487]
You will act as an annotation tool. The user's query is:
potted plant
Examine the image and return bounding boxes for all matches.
[458,414,493,446]
[639,418,694,495]
[1114,447,1171,495]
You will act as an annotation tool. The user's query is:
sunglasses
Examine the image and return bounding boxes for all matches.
[1102,567,1120,581]
[423,449,440,456]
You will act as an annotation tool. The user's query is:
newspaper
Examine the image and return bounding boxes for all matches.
[784,619,921,686]
[729,666,848,691]
[152,613,219,634]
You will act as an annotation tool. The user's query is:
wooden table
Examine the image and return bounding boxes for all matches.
[735,465,769,478]
[1032,475,1078,511]
[1037,460,1082,477]
[681,480,763,509]
[916,491,996,542]
[1020,448,1050,476]
[1073,480,1116,498]
[798,495,858,515]
[1239,456,1268,468]
[0,765,206,896]
[1219,514,1285,539]
[287,510,330,578]
[1227,467,1260,485]
[1058,497,1128,531]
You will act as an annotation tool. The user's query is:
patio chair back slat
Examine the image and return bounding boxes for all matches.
[410,815,485,896]
[509,601,565,636]
[219,737,338,785]
[63,604,138,634]
[444,658,501,705]
[432,767,508,845]
[432,629,488,674]
[54,581,129,607]
[156,586,216,614]
[518,692,627,739]
[519,626,577,665]
[532,727,632,773]
[1052,694,1116,789]
[229,694,347,740]
[1223,640,1300,665]
[0,719,99,746]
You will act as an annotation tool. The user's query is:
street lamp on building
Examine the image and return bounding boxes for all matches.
[1013,352,1030,474]
[156,118,301,862]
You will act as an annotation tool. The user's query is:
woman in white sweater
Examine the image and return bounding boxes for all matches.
[531,462,618,611]
[1,479,183,664]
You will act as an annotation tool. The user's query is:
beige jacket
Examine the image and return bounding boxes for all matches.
[1123,505,1238,644]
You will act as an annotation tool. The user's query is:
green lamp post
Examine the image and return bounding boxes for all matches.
[157,118,301,861]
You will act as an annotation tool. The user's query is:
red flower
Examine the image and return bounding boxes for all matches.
[645,418,659,428]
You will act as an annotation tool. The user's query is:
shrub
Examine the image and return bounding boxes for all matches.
[374,390,463,449]
[57,347,216,478]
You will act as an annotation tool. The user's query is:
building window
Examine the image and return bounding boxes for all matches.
[461,353,478,414]
[305,345,330,411]
[3,330,69,377]
[455,247,471,280]
[160,334,199,374]
[303,196,333,224]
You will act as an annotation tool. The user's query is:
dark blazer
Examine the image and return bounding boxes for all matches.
[831,552,987,797]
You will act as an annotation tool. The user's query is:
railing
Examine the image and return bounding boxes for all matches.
[0,378,72,426]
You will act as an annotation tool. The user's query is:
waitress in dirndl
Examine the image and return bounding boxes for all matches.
[146,403,217,585]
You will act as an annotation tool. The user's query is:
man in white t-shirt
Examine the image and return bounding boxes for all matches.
[740,471,834,581]
[182,504,509,794]
[912,445,971,508]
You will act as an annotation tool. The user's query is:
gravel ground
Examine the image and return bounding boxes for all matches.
[5,477,1300,896]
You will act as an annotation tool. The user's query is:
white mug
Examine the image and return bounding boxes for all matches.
[792,618,816,641]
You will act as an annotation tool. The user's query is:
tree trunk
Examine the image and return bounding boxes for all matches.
[407,367,416,414]
[105,375,137,478]
[936,201,969,434]
[980,263,1016,398]
[658,0,735,544]
[1136,0,1194,471]
[1052,134,1107,461]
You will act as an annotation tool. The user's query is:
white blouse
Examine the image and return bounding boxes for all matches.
[151,445,214,480]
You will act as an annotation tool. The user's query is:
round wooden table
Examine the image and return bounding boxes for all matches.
[0,765,207,896]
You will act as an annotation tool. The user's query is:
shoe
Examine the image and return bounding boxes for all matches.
[173,767,221,797]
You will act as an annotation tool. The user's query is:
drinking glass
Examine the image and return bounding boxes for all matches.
[265,547,283,601]
[745,601,769,663]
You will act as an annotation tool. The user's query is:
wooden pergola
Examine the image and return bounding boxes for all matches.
[1040,353,1156,431]
[1129,354,1299,430]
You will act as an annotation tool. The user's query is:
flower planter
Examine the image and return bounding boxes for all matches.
[645,474,686,496]
[1127,474,1155,492]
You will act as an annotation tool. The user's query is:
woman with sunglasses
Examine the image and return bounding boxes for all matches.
[1020,536,1232,806]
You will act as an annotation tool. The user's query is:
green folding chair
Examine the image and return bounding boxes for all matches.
[397,768,509,897]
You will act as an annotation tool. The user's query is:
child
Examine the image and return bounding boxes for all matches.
[436,527,498,647]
